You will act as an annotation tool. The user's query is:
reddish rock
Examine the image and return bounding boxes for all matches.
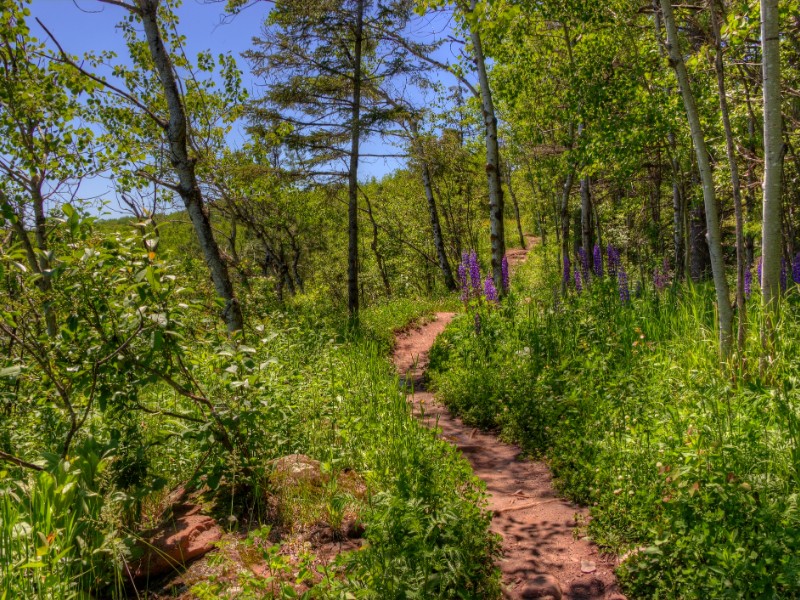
[130,504,221,579]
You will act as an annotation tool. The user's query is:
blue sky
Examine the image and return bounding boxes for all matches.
[27,0,462,214]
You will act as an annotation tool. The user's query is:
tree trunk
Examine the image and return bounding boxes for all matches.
[138,0,243,334]
[410,121,457,291]
[668,133,686,281]
[560,170,574,295]
[661,0,732,357]
[505,163,526,249]
[422,162,457,290]
[361,189,391,297]
[711,1,747,351]
[347,0,365,316]
[580,175,594,271]
[468,0,506,293]
[760,0,783,344]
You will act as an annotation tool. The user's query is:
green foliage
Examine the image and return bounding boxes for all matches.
[429,245,800,598]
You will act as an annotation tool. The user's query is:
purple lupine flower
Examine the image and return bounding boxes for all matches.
[484,275,498,303]
[469,250,481,296]
[781,257,787,292]
[618,265,630,304]
[563,255,571,288]
[458,253,469,303]
[653,256,671,292]
[607,244,620,278]
[553,286,562,313]
[745,267,752,299]
[574,266,583,294]
[793,253,800,285]
[593,244,603,278]
[501,255,510,293]
[757,256,763,287]
[578,246,590,282]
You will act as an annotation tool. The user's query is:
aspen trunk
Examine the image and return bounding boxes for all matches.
[468,0,506,293]
[560,170,574,295]
[138,0,243,333]
[760,0,783,342]
[711,2,747,351]
[580,175,594,271]
[661,0,733,357]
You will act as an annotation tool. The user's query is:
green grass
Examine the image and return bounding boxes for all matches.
[428,243,800,598]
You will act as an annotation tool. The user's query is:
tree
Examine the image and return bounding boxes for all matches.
[760,0,783,344]
[245,0,423,316]
[660,0,733,358]
[71,0,246,334]
[0,1,97,337]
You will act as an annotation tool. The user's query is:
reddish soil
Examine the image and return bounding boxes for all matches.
[393,246,626,599]
[505,235,540,268]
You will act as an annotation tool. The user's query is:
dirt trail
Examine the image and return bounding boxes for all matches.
[393,244,625,600]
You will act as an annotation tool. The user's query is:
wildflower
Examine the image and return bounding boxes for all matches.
[484,275,498,303]
[607,244,621,278]
[618,264,630,304]
[593,244,603,278]
[458,253,469,303]
[653,257,671,292]
[757,256,762,287]
[469,250,481,296]
[501,255,510,293]
[563,255,571,288]
[578,246,589,283]
[744,267,752,299]
[793,253,800,285]
[574,266,583,294]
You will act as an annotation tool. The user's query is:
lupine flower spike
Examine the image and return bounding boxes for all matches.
[501,256,510,293]
[578,247,589,283]
[593,244,603,278]
[607,244,620,278]
[469,250,481,296]
[745,267,752,300]
[618,264,630,304]
[574,267,583,294]
[484,275,498,303]
[458,252,469,303]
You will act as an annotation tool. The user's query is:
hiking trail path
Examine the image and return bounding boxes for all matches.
[392,239,626,600]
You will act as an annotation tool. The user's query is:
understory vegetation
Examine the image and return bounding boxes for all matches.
[0,213,498,599]
[429,246,800,598]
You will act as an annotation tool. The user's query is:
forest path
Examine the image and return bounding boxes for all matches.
[392,246,626,600]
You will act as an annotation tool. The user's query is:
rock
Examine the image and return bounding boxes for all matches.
[580,559,597,573]
[271,453,327,488]
[517,573,562,599]
[130,504,221,579]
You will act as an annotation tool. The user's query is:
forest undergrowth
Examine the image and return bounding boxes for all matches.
[0,214,499,599]
[428,244,800,599]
